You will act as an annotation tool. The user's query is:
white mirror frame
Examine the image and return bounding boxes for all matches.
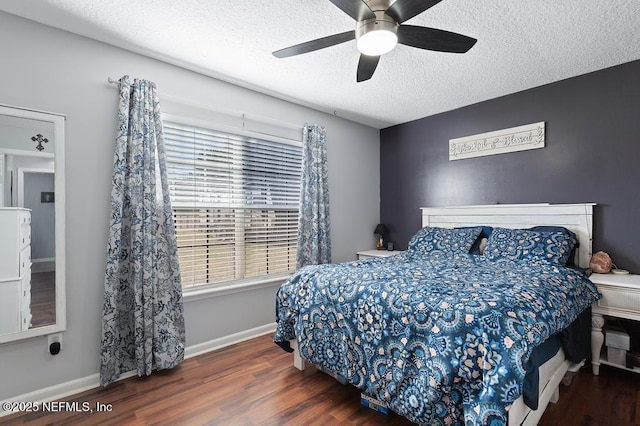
[0,103,66,344]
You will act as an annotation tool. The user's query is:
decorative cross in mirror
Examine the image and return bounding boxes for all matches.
[31,133,49,152]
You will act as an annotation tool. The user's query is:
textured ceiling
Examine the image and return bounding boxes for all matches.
[1,1,640,129]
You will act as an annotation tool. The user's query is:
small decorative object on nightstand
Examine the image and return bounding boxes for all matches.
[590,272,640,375]
[590,251,612,273]
[373,223,388,250]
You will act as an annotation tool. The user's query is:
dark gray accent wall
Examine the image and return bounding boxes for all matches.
[380,59,640,272]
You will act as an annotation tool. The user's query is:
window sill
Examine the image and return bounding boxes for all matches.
[182,272,292,303]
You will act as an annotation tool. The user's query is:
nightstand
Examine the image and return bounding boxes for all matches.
[590,272,640,375]
[357,250,403,260]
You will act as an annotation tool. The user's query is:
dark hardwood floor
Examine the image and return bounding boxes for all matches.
[3,334,638,425]
[538,364,639,425]
[29,271,55,328]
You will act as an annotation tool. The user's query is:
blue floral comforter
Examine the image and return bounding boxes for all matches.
[274,251,600,425]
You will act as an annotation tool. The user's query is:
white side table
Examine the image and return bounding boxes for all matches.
[590,272,640,375]
[357,250,403,260]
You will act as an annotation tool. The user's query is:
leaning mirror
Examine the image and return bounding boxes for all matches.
[0,104,65,344]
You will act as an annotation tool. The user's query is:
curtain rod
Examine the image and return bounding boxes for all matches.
[107,77,304,133]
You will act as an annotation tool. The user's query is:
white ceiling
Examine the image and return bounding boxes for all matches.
[2,0,640,129]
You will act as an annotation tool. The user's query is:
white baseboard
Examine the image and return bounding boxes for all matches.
[0,323,276,417]
[185,323,275,359]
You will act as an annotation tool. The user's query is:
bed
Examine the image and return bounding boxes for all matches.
[274,204,600,425]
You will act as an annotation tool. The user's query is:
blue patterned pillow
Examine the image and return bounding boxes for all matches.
[483,227,578,266]
[408,226,482,257]
[529,226,579,266]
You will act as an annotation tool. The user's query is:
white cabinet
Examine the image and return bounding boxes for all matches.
[0,208,32,334]
[590,272,640,375]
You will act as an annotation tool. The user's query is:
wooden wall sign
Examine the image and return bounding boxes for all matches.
[449,122,545,161]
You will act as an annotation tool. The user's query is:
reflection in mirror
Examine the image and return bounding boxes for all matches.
[0,105,65,344]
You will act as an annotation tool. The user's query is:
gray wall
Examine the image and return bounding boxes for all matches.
[0,12,380,400]
[0,115,55,155]
[381,60,640,272]
[2,154,54,208]
[24,172,55,260]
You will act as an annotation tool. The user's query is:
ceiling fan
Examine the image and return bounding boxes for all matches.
[273,0,477,82]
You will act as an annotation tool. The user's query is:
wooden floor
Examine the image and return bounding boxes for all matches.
[3,334,638,425]
[538,363,640,426]
[29,271,55,328]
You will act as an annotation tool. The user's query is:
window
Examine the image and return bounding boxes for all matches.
[163,119,302,289]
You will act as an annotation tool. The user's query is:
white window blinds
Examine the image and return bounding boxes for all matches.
[163,120,302,288]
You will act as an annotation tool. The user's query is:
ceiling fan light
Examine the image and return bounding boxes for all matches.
[357,29,398,56]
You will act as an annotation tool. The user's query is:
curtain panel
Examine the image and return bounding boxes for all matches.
[296,124,331,268]
[100,75,185,387]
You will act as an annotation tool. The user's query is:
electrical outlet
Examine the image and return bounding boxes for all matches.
[47,333,63,353]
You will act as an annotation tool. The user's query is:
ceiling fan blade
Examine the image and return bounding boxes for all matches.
[397,25,477,53]
[273,31,355,58]
[386,0,443,24]
[328,0,375,21]
[357,54,380,82]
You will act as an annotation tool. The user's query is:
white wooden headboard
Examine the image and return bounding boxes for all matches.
[421,203,595,268]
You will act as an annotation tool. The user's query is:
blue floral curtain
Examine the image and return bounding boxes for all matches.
[296,124,331,268]
[100,75,185,387]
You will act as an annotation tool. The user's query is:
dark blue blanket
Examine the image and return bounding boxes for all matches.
[274,252,600,425]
